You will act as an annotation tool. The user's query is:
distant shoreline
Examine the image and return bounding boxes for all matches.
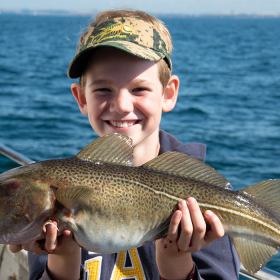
[1,9,280,18]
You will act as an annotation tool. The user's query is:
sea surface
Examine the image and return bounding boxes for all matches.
[0,14,279,278]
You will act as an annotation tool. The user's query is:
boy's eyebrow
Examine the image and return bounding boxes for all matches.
[131,79,155,86]
[88,80,111,87]
[88,79,156,87]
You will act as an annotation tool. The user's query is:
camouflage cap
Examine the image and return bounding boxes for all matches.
[68,17,172,79]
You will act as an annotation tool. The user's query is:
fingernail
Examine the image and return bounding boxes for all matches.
[180,200,186,207]
[187,197,195,203]
[174,211,180,217]
[205,210,213,217]
[43,221,59,232]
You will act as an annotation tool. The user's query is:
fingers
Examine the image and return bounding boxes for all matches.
[157,208,183,254]
[9,244,22,253]
[204,210,224,244]
[174,198,224,253]
[9,226,77,257]
[59,230,75,247]
[185,197,206,250]
[21,240,43,253]
[168,210,182,242]
[44,221,58,253]
[176,200,192,251]
[22,221,59,254]
[63,229,73,238]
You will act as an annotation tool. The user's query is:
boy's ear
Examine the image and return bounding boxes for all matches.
[71,83,88,115]
[162,75,179,112]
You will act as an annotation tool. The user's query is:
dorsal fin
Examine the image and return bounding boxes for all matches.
[142,152,230,189]
[239,179,280,220]
[231,237,278,274]
[76,133,133,166]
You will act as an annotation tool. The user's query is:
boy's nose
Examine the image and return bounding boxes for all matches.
[110,90,133,114]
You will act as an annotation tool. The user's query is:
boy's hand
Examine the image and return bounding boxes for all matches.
[9,221,80,256]
[9,221,81,280]
[156,198,224,280]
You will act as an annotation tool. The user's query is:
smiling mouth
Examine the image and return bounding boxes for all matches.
[106,120,140,128]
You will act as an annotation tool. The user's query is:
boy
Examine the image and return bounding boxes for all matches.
[10,9,240,280]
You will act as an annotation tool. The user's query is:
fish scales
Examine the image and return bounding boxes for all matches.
[0,133,280,274]
[13,156,280,249]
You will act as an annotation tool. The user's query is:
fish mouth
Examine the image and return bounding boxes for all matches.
[105,120,141,128]
[0,206,54,245]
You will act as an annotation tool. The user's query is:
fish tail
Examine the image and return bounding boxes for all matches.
[232,179,280,274]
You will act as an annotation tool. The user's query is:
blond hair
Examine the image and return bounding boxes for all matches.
[79,9,172,92]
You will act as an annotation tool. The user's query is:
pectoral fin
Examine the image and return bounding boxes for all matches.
[56,186,93,210]
[231,237,278,274]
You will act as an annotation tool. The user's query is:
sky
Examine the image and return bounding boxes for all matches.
[1,0,280,14]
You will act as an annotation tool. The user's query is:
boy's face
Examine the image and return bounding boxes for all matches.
[72,47,177,148]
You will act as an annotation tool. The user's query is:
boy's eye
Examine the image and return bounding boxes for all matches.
[133,87,149,93]
[94,88,111,94]
[97,88,110,91]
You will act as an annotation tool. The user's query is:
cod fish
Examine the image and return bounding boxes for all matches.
[0,133,279,274]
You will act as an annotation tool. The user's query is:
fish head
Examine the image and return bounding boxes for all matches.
[0,163,54,242]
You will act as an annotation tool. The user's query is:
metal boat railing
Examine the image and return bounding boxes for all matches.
[1,143,280,280]
[0,143,34,165]
[240,264,280,280]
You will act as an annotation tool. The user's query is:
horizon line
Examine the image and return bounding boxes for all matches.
[1,9,280,17]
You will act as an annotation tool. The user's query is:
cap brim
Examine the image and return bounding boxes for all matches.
[68,41,170,79]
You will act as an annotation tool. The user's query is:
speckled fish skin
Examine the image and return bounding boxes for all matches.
[0,133,280,274]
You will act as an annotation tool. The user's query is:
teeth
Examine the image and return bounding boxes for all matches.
[110,121,136,128]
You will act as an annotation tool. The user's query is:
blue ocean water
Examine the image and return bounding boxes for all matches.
[0,14,279,276]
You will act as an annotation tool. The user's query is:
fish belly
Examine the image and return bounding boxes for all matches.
[55,170,177,253]
[59,211,163,253]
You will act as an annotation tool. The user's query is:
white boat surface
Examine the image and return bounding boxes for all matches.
[0,244,28,280]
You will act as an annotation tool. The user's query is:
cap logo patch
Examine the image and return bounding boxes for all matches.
[89,23,139,46]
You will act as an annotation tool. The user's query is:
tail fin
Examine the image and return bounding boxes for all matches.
[232,179,280,274]
[231,237,278,274]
